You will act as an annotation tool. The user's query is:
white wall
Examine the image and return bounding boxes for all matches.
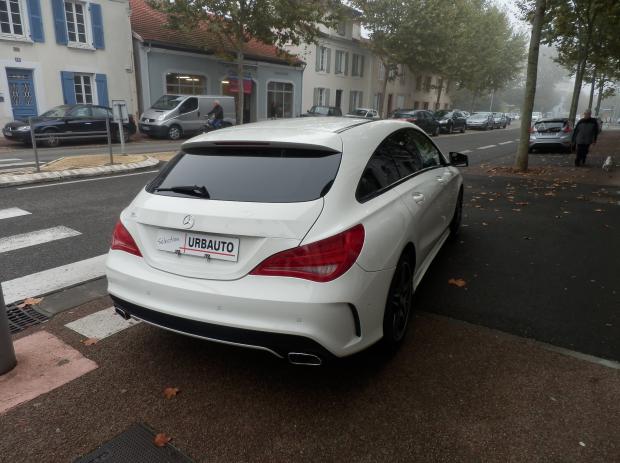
[0,0,136,125]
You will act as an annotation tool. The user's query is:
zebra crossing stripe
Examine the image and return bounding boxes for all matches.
[0,208,31,220]
[2,254,107,304]
[0,226,81,254]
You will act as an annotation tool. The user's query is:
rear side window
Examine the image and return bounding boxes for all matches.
[148,148,342,203]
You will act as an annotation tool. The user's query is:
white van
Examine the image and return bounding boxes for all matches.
[139,95,236,140]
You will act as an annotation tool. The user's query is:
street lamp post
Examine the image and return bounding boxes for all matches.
[0,286,17,375]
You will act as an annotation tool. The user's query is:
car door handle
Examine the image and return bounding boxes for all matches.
[412,192,425,203]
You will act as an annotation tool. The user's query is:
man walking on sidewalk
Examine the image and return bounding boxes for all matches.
[572,109,599,166]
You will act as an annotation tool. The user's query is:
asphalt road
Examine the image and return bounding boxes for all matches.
[4,122,618,360]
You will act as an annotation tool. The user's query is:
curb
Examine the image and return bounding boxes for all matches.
[0,157,160,188]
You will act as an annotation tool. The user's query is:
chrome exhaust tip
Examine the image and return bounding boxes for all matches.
[114,306,131,320]
[287,352,322,366]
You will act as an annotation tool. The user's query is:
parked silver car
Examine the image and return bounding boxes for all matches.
[528,118,572,153]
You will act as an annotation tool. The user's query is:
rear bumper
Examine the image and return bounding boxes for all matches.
[106,250,393,358]
[529,138,571,149]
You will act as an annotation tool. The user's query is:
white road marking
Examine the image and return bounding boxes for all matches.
[461,149,472,154]
[0,207,31,220]
[0,162,35,168]
[0,226,81,254]
[17,170,160,190]
[65,307,140,340]
[515,139,520,141]
[477,145,496,150]
[2,254,107,304]
[0,158,23,163]
[499,141,513,145]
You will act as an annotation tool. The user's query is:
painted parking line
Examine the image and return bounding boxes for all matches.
[499,141,513,145]
[0,162,35,168]
[461,149,472,154]
[0,226,81,254]
[65,307,140,340]
[477,145,496,150]
[0,207,31,220]
[0,158,23,163]
[1,254,106,304]
[17,170,160,190]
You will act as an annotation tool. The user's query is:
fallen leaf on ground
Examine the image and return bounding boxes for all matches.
[512,208,521,212]
[153,433,171,447]
[163,387,180,399]
[16,297,43,309]
[515,202,529,206]
[594,209,604,212]
[81,338,99,346]
[448,278,467,288]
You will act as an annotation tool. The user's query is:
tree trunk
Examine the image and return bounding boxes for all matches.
[435,80,443,110]
[380,61,390,118]
[594,76,605,116]
[470,92,477,113]
[236,50,245,125]
[588,71,596,110]
[514,0,546,172]
[568,58,587,125]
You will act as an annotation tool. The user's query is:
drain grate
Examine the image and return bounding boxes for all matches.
[6,305,48,334]
[74,423,194,463]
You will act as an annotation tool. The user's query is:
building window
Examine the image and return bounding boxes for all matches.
[336,21,345,36]
[314,87,329,106]
[378,61,385,80]
[415,76,422,91]
[335,50,347,75]
[373,93,381,110]
[166,73,207,95]
[396,95,405,109]
[349,90,363,112]
[424,76,432,92]
[267,81,293,118]
[352,54,364,77]
[0,0,24,36]
[74,74,93,104]
[413,101,419,109]
[423,101,429,110]
[65,1,88,44]
[318,46,329,72]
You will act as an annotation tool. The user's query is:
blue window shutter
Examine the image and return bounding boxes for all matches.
[95,74,109,107]
[51,0,67,45]
[61,71,76,104]
[90,3,105,49]
[26,0,44,42]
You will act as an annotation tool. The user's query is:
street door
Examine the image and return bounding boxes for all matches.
[6,68,37,120]
[335,89,342,110]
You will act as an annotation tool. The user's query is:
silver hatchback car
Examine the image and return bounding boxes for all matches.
[529,118,572,153]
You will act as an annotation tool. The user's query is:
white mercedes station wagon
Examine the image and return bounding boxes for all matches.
[106,118,467,365]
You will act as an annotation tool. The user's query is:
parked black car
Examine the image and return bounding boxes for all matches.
[301,106,343,117]
[434,110,467,133]
[391,109,440,136]
[2,104,136,147]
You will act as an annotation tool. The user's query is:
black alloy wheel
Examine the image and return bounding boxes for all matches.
[460,123,466,133]
[382,252,415,350]
[43,128,60,147]
[432,125,440,136]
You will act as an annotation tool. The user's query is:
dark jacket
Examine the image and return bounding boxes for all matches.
[572,117,599,145]
[208,104,224,121]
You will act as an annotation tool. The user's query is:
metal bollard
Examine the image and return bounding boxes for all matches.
[106,117,114,165]
[0,285,17,375]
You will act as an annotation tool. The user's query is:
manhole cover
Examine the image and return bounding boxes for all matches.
[6,305,48,334]
[74,423,194,463]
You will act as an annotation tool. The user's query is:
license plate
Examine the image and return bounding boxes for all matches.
[4,131,12,137]
[156,230,239,262]
[141,125,150,131]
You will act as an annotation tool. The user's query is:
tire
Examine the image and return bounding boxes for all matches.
[449,189,463,237]
[381,250,415,351]
[448,122,453,134]
[167,125,182,140]
[432,125,439,137]
[43,129,60,148]
[460,124,465,133]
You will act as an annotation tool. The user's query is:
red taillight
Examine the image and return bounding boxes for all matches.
[529,126,536,133]
[563,125,572,133]
[407,118,417,122]
[111,220,142,257]
[250,225,365,282]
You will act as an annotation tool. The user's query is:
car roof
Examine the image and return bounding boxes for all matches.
[182,117,375,152]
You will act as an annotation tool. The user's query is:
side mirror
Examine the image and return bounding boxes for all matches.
[449,152,469,167]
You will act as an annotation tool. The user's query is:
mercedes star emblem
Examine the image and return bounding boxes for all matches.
[182,214,195,229]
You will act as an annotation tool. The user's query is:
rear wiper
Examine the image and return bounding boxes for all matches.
[155,185,210,198]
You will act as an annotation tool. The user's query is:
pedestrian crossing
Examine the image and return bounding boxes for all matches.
[1,207,106,304]
[0,157,35,173]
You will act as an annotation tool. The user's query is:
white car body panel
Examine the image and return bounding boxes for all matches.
[106,117,464,359]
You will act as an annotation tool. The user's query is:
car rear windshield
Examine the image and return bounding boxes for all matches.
[535,121,566,132]
[147,147,342,203]
[309,106,330,115]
